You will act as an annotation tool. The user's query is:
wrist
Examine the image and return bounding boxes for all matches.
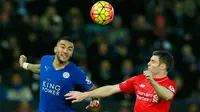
[83,92,90,99]
[150,80,157,86]
[22,62,29,70]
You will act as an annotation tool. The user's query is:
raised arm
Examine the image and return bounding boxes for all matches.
[65,84,120,103]
[19,55,40,74]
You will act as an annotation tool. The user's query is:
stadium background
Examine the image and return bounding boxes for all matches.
[0,0,200,112]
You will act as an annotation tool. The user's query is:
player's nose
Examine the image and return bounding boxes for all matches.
[147,62,151,66]
[63,49,69,54]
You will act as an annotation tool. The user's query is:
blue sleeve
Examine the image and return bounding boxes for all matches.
[40,55,48,71]
[40,55,52,73]
[40,55,48,64]
[73,68,94,91]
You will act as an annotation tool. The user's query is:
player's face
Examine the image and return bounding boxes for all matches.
[147,55,162,74]
[54,40,74,63]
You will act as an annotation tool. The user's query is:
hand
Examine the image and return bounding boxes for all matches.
[65,91,87,103]
[86,100,100,109]
[143,70,154,83]
[19,55,27,67]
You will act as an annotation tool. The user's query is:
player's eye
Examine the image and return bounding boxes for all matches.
[60,46,65,49]
[151,60,155,63]
[68,48,73,51]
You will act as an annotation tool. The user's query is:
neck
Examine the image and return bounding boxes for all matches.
[53,57,69,70]
[152,71,167,78]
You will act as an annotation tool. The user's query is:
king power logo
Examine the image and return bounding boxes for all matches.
[42,81,61,96]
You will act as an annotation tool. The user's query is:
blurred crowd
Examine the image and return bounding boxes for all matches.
[0,0,200,112]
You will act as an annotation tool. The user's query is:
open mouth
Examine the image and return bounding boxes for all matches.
[61,54,68,59]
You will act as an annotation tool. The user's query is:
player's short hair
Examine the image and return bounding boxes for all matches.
[58,36,74,43]
[152,50,174,72]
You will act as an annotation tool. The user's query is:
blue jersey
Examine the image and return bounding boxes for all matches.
[38,55,94,112]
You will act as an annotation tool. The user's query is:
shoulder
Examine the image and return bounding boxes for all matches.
[41,55,54,60]
[131,74,145,80]
[68,62,86,75]
[166,78,176,86]
[124,74,145,82]
[40,55,54,62]
[164,78,177,93]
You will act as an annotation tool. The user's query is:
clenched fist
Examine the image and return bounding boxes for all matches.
[143,70,154,83]
[19,55,27,67]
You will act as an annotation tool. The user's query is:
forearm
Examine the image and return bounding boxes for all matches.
[151,81,173,100]
[26,63,40,74]
[88,85,100,101]
[84,85,119,98]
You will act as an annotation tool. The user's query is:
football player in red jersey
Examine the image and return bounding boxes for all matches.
[65,50,177,112]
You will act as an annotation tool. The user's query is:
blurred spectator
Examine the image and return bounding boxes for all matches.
[181,44,196,64]
[133,15,151,30]
[0,11,11,39]
[73,40,87,64]
[1,1,13,14]
[173,75,188,99]
[152,16,169,40]
[0,0,199,111]
[131,15,151,34]
[174,1,184,23]
[17,0,28,16]
[183,0,197,18]
[152,40,173,52]
[22,32,41,59]
[90,42,112,75]
[15,101,34,112]
[134,37,151,64]
[121,59,134,80]
[119,106,131,112]
[27,15,42,33]
[95,60,113,86]
[40,6,62,39]
[187,78,200,102]
[188,103,199,112]
[119,100,131,112]
[106,15,130,46]
[0,74,8,101]
[63,7,86,42]
[7,73,33,101]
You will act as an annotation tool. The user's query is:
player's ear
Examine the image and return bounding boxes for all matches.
[54,46,57,53]
[160,63,166,70]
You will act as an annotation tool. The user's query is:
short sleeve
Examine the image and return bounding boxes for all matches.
[40,55,53,73]
[40,55,47,72]
[40,55,46,65]
[119,76,136,93]
[73,68,94,91]
[163,81,177,98]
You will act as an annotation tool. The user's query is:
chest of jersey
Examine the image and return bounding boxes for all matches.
[40,66,74,97]
[134,79,168,103]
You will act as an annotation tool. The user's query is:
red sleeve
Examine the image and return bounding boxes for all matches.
[119,76,136,93]
[163,81,177,98]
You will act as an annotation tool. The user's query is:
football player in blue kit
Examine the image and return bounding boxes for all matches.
[19,36,99,112]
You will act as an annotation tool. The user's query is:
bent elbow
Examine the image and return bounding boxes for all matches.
[164,94,173,100]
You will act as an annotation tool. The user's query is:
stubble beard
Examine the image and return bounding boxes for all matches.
[56,53,69,64]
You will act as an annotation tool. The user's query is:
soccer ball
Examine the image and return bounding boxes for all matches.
[90,1,114,25]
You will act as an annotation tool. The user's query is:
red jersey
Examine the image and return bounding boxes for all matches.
[119,74,177,112]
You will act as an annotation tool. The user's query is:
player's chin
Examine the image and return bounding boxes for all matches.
[148,69,153,73]
[58,56,67,62]
[147,68,152,72]
[61,58,68,62]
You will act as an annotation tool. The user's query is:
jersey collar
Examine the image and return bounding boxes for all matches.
[153,76,168,82]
